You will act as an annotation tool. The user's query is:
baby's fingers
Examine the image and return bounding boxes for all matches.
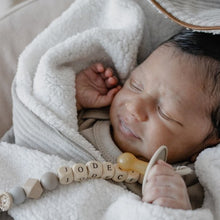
[91,63,105,73]
[153,194,192,210]
[106,85,121,100]
[142,176,176,203]
[105,76,119,88]
[91,63,120,88]
[147,160,174,181]
[95,86,121,107]
[143,184,176,203]
[101,68,119,88]
[153,197,182,209]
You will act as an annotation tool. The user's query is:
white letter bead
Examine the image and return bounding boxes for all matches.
[125,171,139,183]
[0,192,13,212]
[112,164,128,182]
[23,178,43,199]
[102,162,115,179]
[86,161,102,178]
[72,163,88,181]
[57,167,74,185]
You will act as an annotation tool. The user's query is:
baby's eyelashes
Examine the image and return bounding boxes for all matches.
[129,79,143,92]
[157,105,183,127]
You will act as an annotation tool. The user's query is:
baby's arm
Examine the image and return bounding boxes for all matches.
[142,160,192,210]
[75,63,121,111]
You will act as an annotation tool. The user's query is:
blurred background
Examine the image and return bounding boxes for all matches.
[0,0,26,16]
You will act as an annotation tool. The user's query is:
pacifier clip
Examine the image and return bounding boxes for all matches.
[0,146,191,212]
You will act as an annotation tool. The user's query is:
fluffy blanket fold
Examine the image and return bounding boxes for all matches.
[1,0,220,219]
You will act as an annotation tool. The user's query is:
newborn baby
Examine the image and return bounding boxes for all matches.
[76,30,220,210]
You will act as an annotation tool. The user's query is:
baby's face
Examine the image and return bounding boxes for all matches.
[110,45,213,163]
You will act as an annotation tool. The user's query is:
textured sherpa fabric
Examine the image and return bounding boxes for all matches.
[13,0,181,161]
[0,141,219,219]
[1,0,220,219]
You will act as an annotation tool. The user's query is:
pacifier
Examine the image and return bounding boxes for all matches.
[117,145,192,194]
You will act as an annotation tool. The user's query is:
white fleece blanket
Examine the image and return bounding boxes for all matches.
[0,142,219,219]
[2,0,220,219]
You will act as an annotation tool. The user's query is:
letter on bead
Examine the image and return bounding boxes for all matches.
[57,166,74,185]
[72,163,88,181]
[86,161,102,178]
[112,164,128,182]
[102,162,115,179]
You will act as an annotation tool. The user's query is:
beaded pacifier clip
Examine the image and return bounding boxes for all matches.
[0,146,191,212]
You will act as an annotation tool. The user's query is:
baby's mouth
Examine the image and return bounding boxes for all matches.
[119,118,140,139]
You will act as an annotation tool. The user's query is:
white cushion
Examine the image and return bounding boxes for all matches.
[0,0,73,137]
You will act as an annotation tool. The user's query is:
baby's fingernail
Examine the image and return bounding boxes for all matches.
[157,160,173,168]
[97,63,104,70]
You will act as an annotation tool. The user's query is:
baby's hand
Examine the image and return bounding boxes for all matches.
[76,63,121,110]
[142,160,192,210]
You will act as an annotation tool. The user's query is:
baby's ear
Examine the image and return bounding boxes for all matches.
[191,136,220,162]
[206,136,220,147]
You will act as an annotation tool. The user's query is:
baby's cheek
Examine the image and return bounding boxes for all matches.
[142,127,169,158]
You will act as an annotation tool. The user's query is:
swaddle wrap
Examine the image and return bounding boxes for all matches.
[1,0,220,219]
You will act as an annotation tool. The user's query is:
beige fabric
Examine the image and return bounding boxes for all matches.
[0,0,27,17]
[78,108,122,163]
[0,0,73,137]
[78,108,143,196]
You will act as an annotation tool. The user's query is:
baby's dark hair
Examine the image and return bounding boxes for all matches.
[166,29,220,140]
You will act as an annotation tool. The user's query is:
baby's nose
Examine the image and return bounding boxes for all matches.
[125,100,148,121]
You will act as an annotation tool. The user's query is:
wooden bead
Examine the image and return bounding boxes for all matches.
[102,162,115,179]
[40,172,59,190]
[86,161,102,178]
[23,178,43,199]
[9,187,26,205]
[57,167,74,185]
[112,164,128,182]
[0,192,13,212]
[72,163,88,181]
[125,171,139,183]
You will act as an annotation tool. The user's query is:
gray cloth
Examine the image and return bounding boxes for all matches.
[12,80,99,163]
[1,127,14,143]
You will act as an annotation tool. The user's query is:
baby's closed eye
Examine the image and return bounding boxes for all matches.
[157,105,183,127]
[129,79,143,92]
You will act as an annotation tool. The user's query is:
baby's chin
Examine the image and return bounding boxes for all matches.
[136,155,149,162]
